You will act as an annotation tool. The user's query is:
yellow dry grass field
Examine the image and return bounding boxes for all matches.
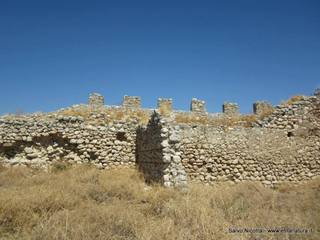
[0,165,319,240]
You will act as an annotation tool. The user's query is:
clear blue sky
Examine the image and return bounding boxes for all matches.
[1,0,319,114]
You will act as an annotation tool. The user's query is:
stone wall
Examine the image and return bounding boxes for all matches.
[162,93,320,186]
[257,96,319,131]
[0,116,138,169]
[177,125,320,186]
[0,91,319,187]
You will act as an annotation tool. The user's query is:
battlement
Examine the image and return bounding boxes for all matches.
[86,93,278,116]
[158,98,173,114]
[190,98,206,113]
[223,102,239,115]
[1,89,319,188]
[253,101,274,115]
[122,96,141,108]
[88,93,104,107]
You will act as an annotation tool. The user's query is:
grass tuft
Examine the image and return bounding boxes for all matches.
[0,166,319,239]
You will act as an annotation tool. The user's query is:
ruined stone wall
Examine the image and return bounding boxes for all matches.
[173,94,320,186]
[178,125,320,186]
[257,96,319,131]
[0,116,138,169]
[0,91,319,187]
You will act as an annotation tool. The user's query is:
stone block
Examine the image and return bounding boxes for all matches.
[88,93,104,107]
[122,96,141,108]
[223,102,239,115]
[158,98,172,115]
[190,98,206,113]
[253,101,273,115]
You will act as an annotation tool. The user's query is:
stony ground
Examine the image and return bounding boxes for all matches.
[0,165,319,240]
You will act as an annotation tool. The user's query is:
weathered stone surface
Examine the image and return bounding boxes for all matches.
[88,93,105,107]
[0,91,319,187]
[158,98,173,115]
[123,96,141,108]
[190,98,206,113]
[223,102,239,115]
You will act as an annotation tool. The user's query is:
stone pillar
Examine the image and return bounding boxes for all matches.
[190,98,206,113]
[253,101,273,115]
[88,93,104,107]
[223,102,239,115]
[162,123,187,187]
[158,98,173,115]
[122,96,141,108]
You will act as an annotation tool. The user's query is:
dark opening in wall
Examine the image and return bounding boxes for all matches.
[116,132,127,141]
[207,167,213,173]
[287,131,294,137]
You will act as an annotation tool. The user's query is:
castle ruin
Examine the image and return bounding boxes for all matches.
[0,90,319,187]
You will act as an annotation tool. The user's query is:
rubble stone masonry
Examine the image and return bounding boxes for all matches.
[0,91,319,187]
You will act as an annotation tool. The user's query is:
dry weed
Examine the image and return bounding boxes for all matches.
[0,166,319,240]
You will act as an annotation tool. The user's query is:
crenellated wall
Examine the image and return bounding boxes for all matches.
[0,90,319,187]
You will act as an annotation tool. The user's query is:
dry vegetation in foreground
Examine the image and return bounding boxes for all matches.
[0,166,319,240]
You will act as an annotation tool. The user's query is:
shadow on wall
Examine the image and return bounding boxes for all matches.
[135,114,168,184]
[0,134,97,165]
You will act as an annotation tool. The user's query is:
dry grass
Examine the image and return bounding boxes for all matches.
[0,165,319,240]
[175,113,210,125]
[158,105,172,117]
[59,107,92,119]
[282,95,305,106]
[257,107,274,120]
[59,107,151,125]
[174,113,260,128]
